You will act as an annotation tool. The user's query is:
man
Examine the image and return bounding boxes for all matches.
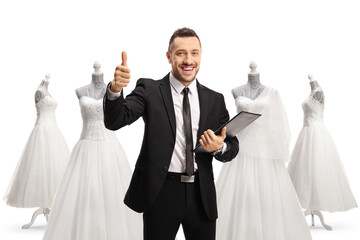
[103,27,239,240]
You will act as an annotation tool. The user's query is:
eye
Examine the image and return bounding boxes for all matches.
[192,52,199,56]
[176,52,184,56]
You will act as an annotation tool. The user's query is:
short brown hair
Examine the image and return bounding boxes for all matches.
[168,27,201,53]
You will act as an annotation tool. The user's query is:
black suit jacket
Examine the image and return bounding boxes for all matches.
[103,73,239,220]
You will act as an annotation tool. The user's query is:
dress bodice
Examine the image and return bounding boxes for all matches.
[35,96,57,126]
[235,95,267,114]
[79,96,116,140]
[302,97,324,127]
[234,87,291,161]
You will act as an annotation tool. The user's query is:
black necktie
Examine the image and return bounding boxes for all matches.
[182,87,194,176]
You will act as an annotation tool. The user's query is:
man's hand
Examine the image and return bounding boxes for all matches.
[199,127,227,153]
[111,51,131,93]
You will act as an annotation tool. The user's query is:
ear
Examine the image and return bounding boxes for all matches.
[166,52,172,64]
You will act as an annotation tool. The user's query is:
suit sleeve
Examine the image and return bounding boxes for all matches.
[214,94,239,162]
[103,79,146,131]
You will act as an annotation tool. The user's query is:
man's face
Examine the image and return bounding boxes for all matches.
[166,36,201,86]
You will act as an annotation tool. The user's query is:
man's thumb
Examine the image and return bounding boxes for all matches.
[221,126,227,139]
[121,51,128,66]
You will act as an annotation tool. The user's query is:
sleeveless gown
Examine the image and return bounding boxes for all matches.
[216,87,312,240]
[288,96,357,212]
[4,95,70,208]
[43,96,142,240]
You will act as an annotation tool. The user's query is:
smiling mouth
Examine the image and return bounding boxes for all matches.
[180,65,195,73]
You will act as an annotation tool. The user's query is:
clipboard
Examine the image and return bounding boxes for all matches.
[193,111,261,153]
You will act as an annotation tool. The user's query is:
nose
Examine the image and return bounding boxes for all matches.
[183,53,192,65]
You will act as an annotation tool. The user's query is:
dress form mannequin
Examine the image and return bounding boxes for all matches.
[231,62,265,100]
[23,73,53,229]
[216,62,312,240]
[288,74,357,231]
[304,74,331,230]
[35,74,51,104]
[76,62,106,99]
[308,74,325,105]
[42,62,142,240]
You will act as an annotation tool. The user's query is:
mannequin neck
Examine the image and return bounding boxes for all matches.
[38,80,49,90]
[91,73,105,89]
[85,73,106,99]
[247,74,262,89]
[309,80,325,104]
[309,80,321,91]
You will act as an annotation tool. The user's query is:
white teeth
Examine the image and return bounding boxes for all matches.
[184,67,193,70]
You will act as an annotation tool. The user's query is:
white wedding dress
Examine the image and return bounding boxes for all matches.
[288,96,357,212]
[216,87,312,240]
[4,96,69,208]
[43,96,142,240]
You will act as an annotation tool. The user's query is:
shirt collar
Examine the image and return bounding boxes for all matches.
[169,72,197,95]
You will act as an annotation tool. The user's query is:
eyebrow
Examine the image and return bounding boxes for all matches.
[175,49,201,52]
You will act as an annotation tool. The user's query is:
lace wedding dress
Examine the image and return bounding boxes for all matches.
[288,96,357,212]
[4,96,69,208]
[43,96,142,240]
[216,87,312,240]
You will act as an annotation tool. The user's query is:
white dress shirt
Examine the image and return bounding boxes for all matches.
[108,72,227,173]
[168,73,200,172]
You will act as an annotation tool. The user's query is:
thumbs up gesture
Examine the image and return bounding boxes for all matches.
[199,127,227,153]
[111,51,131,93]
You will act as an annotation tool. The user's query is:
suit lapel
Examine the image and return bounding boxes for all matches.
[159,74,176,139]
[197,81,208,141]
[159,76,208,143]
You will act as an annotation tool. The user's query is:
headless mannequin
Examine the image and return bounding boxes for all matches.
[304,75,332,231]
[308,74,325,105]
[76,62,106,100]
[35,74,51,104]
[23,74,52,229]
[231,62,265,100]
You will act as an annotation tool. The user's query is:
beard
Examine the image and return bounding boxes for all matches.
[172,65,199,84]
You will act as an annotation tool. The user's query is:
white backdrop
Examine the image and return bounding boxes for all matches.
[1,0,359,239]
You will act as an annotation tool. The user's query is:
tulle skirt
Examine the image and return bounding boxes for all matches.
[216,152,312,240]
[288,126,357,212]
[42,137,142,240]
[4,124,69,208]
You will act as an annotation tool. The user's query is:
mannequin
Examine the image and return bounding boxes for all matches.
[24,73,52,228]
[35,74,51,104]
[42,61,142,240]
[288,74,358,231]
[308,74,325,104]
[231,62,265,99]
[76,61,106,99]
[216,62,312,240]
[303,74,331,230]
[4,73,70,229]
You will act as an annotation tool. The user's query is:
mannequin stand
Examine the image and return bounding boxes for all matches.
[304,210,332,230]
[22,207,50,229]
